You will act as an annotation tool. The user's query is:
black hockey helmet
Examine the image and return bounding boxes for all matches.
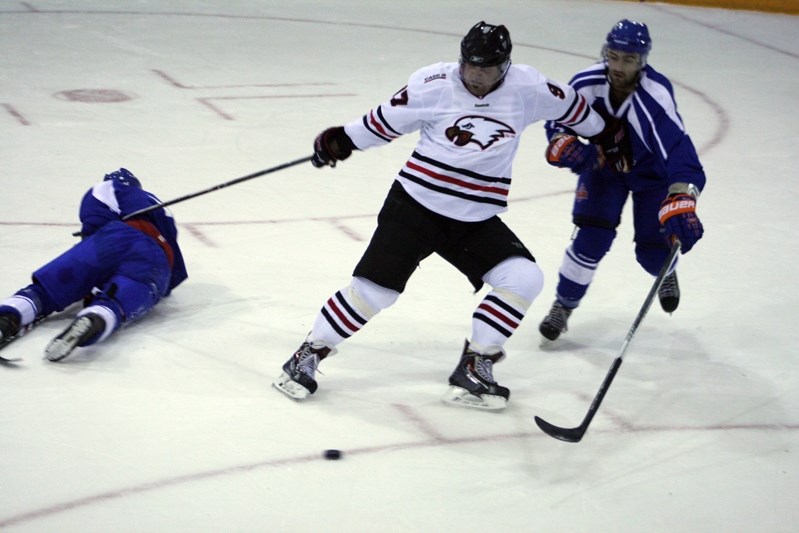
[460,21,512,68]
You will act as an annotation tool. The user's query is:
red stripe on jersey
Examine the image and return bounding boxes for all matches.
[369,111,395,139]
[406,161,509,196]
[477,302,520,328]
[562,95,587,126]
[328,298,359,333]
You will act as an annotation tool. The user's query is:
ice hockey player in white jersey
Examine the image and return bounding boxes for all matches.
[273,21,632,410]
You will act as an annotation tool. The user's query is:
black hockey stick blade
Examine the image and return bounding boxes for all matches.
[0,338,24,362]
[0,334,25,358]
[535,356,623,443]
[534,416,587,443]
[0,315,48,361]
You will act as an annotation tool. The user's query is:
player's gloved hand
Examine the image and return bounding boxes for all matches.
[312,126,355,168]
[545,134,598,174]
[590,117,632,173]
[658,188,703,252]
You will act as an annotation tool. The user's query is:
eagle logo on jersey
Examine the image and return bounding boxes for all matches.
[445,116,515,150]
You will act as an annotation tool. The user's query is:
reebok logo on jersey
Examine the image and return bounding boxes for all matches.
[445,116,515,150]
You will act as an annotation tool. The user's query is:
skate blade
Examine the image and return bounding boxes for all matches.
[539,336,558,349]
[44,338,80,362]
[44,318,92,362]
[272,372,310,400]
[441,386,506,411]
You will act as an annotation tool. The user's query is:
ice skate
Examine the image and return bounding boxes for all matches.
[539,301,573,341]
[0,312,21,342]
[44,313,105,362]
[442,341,509,411]
[658,271,680,313]
[273,340,336,400]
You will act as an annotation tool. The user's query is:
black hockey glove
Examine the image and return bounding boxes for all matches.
[312,127,355,168]
[589,117,632,173]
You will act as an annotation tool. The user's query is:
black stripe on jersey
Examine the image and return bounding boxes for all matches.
[334,291,367,326]
[574,101,591,126]
[412,151,511,185]
[554,92,585,126]
[399,170,507,207]
[484,294,524,320]
[361,115,393,143]
[376,106,402,136]
[473,312,512,338]
[321,307,351,339]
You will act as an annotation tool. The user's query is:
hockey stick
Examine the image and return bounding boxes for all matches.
[534,239,682,443]
[72,155,313,236]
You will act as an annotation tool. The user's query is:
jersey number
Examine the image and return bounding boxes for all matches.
[390,87,409,107]
[547,83,566,100]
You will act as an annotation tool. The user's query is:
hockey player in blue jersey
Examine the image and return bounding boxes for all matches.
[272,21,633,410]
[538,20,706,341]
[0,168,187,361]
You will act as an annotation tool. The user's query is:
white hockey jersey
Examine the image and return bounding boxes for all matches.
[344,62,605,222]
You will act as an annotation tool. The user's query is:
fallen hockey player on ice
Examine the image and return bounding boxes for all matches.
[0,168,187,362]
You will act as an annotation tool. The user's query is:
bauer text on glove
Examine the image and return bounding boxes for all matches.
[658,185,703,253]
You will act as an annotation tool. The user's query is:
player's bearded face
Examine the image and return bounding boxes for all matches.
[606,49,642,92]
[459,63,503,96]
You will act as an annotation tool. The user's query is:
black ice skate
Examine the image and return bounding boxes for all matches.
[44,313,105,362]
[658,271,680,313]
[442,340,509,411]
[539,300,573,341]
[272,340,336,400]
[0,312,21,341]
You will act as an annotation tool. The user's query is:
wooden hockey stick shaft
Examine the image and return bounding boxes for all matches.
[534,239,682,443]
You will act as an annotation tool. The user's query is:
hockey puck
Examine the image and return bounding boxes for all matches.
[323,449,342,460]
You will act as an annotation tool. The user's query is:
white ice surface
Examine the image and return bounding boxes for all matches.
[1,1,798,531]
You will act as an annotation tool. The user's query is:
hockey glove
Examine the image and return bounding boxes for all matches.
[545,134,598,174]
[312,126,355,168]
[589,117,632,173]
[658,188,703,253]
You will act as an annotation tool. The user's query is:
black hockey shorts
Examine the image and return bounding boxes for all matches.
[353,181,535,293]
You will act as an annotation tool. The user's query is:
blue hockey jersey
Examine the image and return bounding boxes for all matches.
[79,179,188,293]
[545,62,706,191]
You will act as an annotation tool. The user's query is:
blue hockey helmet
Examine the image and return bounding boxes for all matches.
[603,19,651,65]
[460,21,512,69]
[104,168,142,188]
